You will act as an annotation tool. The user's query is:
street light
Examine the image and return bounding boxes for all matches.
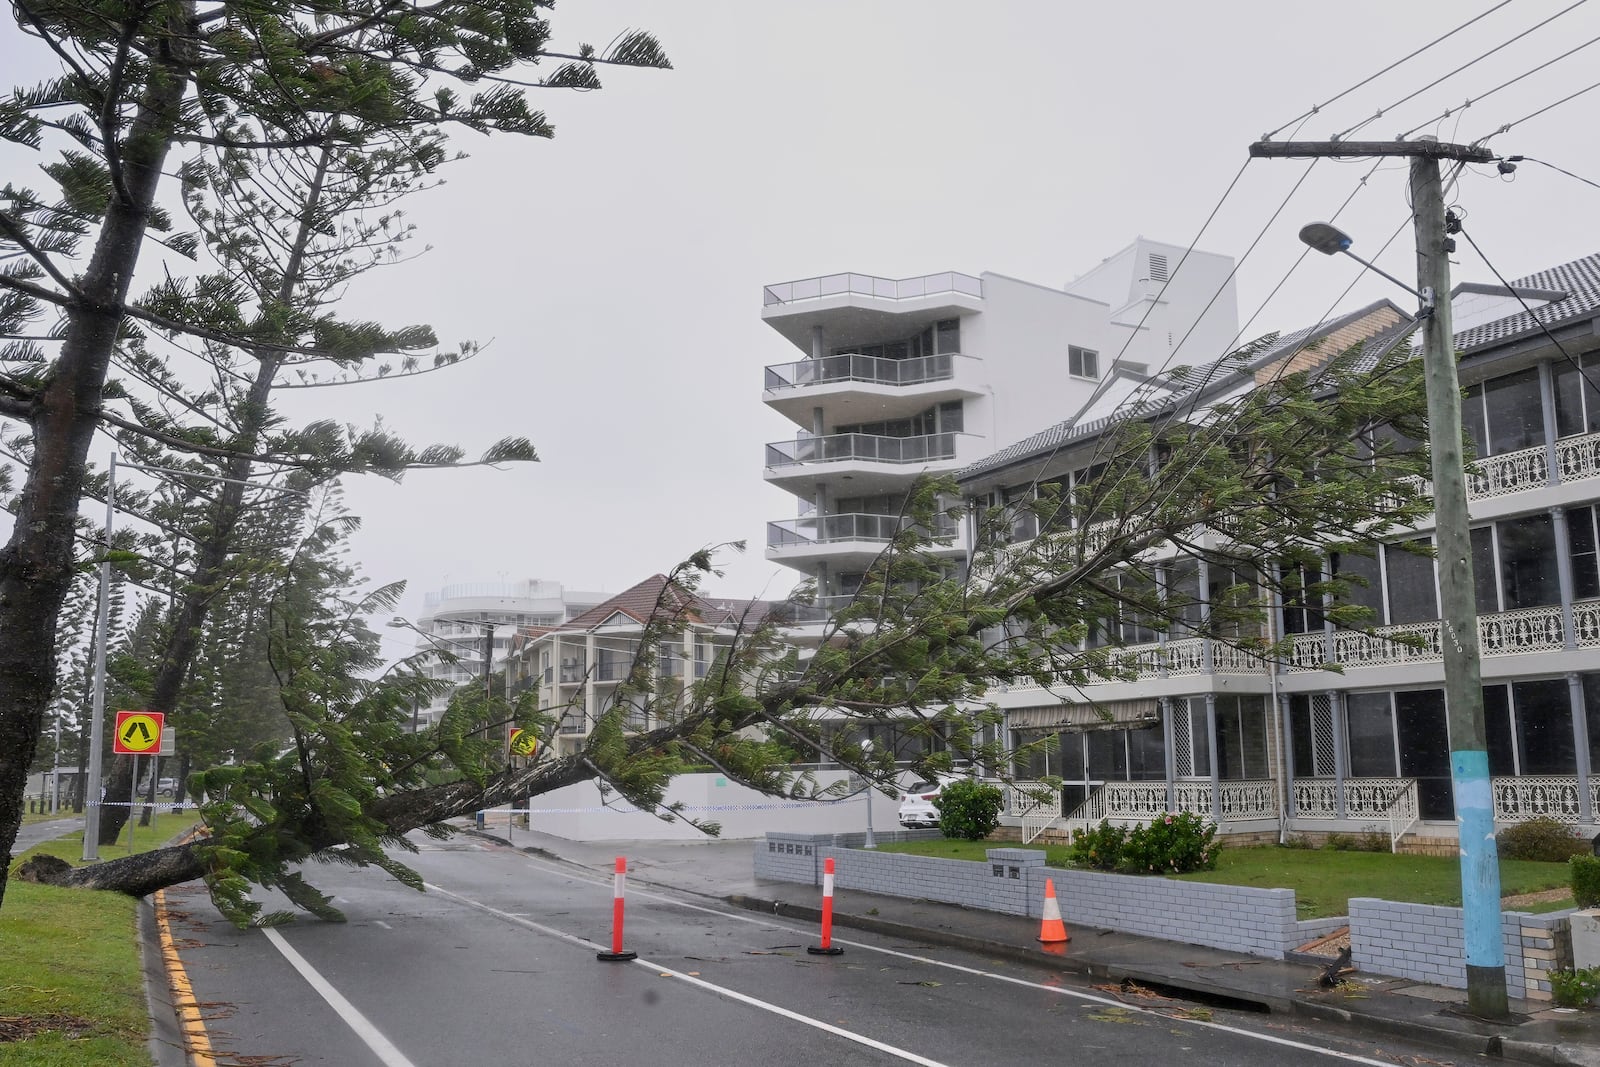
[1299,213,1507,1014]
[82,455,309,861]
[1297,222,1433,310]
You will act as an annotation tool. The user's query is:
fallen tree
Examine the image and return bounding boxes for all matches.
[21,338,1438,926]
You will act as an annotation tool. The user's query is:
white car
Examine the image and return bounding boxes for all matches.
[897,779,947,829]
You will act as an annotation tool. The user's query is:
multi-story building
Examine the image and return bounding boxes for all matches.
[408,579,608,729]
[956,252,1600,849]
[759,239,1240,618]
[503,575,775,756]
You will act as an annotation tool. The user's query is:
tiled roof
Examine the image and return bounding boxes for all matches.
[1451,250,1600,352]
[959,300,1408,482]
[557,576,778,633]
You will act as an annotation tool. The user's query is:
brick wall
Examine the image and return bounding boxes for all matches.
[1349,898,1572,1000]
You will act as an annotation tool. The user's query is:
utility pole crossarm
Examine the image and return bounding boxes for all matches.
[1249,140,1495,163]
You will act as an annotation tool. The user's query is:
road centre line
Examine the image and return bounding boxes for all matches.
[423,882,951,1067]
[469,850,1409,1067]
[260,927,420,1067]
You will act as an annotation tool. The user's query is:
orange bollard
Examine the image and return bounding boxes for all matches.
[1036,877,1070,951]
[807,856,844,956]
[596,856,638,961]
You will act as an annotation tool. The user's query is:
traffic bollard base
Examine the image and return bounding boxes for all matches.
[596,950,637,962]
[806,945,844,956]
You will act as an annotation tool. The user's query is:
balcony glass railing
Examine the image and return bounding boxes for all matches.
[767,512,957,548]
[763,271,982,307]
[765,352,956,391]
[766,432,958,469]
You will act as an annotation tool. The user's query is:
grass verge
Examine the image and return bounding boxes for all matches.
[874,838,1576,918]
[2,812,198,1066]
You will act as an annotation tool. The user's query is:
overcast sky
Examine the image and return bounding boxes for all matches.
[9,1,1600,662]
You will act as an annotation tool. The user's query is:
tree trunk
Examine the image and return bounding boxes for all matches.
[0,22,193,909]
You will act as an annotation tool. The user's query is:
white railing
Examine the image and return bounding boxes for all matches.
[1162,638,1208,676]
[1468,443,1549,500]
[1291,776,1413,819]
[1557,431,1600,483]
[1386,779,1419,851]
[763,271,983,306]
[1006,779,1064,844]
[1576,599,1600,647]
[1480,606,1566,656]
[1593,779,1600,819]
[1493,775,1584,823]
[1292,603,1580,672]
[1097,782,1170,821]
[1218,779,1277,821]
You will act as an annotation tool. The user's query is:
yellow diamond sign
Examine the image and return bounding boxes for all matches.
[509,728,539,758]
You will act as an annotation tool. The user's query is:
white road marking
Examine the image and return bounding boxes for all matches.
[424,883,951,1067]
[373,920,392,930]
[260,927,420,1067]
[442,851,1415,1067]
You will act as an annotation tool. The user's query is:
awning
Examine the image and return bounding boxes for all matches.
[1008,699,1160,732]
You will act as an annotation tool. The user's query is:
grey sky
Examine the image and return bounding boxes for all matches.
[7,1,1600,661]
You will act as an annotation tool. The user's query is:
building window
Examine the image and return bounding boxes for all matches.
[1463,367,1543,457]
[1473,515,1561,611]
[1068,345,1099,380]
[1281,563,1324,635]
[1555,353,1600,438]
[1345,692,1397,777]
[1384,539,1436,625]
[1215,695,1269,779]
[1569,505,1600,600]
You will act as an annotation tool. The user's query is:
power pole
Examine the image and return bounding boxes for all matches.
[1250,136,1509,1019]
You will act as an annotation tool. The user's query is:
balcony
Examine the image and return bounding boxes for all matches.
[1287,599,1600,672]
[765,432,959,493]
[766,351,955,391]
[763,271,981,307]
[767,512,957,548]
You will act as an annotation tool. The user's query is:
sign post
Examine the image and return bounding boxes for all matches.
[114,712,164,854]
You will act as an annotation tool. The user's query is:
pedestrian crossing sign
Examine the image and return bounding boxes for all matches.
[509,728,539,758]
[114,710,165,754]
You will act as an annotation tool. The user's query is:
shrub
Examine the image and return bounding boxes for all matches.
[1324,830,1388,853]
[1281,834,1315,850]
[934,780,1003,841]
[1122,811,1219,874]
[1069,820,1128,871]
[1498,817,1590,862]
[1069,813,1217,874]
[1549,966,1600,1008]
[1573,854,1600,908]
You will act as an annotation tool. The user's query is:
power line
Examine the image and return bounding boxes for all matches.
[1473,76,1600,144]
[1512,154,1600,190]
[1335,0,1588,142]
[1261,0,1519,141]
[1396,30,1600,139]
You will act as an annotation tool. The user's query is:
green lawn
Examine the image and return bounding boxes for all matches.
[874,839,1576,918]
[2,812,199,1066]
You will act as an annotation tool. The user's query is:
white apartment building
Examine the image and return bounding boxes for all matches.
[409,579,608,729]
[759,238,1240,616]
[957,252,1600,850]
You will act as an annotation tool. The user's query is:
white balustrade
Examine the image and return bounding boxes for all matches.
[1468,444,1549,500]
[1493,775,1583,823]
[1479,606,1565,656]
[1173,782,1213,816]
[1219,779,1277,820]
[1099,782,1170,820]
[1576,599,1600,648]
[1557,430,1600,483]
[1293,779,1339,818]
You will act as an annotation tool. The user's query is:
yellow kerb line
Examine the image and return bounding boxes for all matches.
[154,825,216,1067]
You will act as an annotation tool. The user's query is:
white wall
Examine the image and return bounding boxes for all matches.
[515,770,906,841]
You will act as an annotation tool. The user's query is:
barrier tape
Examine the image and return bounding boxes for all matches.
[474,799,854,816]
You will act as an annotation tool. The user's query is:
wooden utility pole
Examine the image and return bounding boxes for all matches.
[1249,136,1509,1019]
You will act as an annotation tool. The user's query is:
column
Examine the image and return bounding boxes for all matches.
[1539,360,1561,486]
[1197,557,1214,675]
[1280,694,1297,819]
[1554,505,1577,651]
[1572,673,1594,824]
[1161,697,1177,812]
[1206,693,1222,823]
[1331,691,1349,819]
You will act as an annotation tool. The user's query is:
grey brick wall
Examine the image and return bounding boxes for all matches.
[1348,898,1572,1000]
[754,833,821,883]
[823,845,1037,915]
[1032,865,1298,959]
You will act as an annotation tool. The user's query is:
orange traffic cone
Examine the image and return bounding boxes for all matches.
[1036,877,1070,947]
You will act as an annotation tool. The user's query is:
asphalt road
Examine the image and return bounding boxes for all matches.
[163,834,1517,1066]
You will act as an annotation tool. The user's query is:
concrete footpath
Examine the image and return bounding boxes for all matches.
[474,824,1600,1067]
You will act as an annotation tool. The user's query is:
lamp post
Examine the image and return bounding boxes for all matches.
[1298,213,1508,1017]
[861,737,876,849]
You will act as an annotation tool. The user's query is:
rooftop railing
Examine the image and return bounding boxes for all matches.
[763,271,982,307]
